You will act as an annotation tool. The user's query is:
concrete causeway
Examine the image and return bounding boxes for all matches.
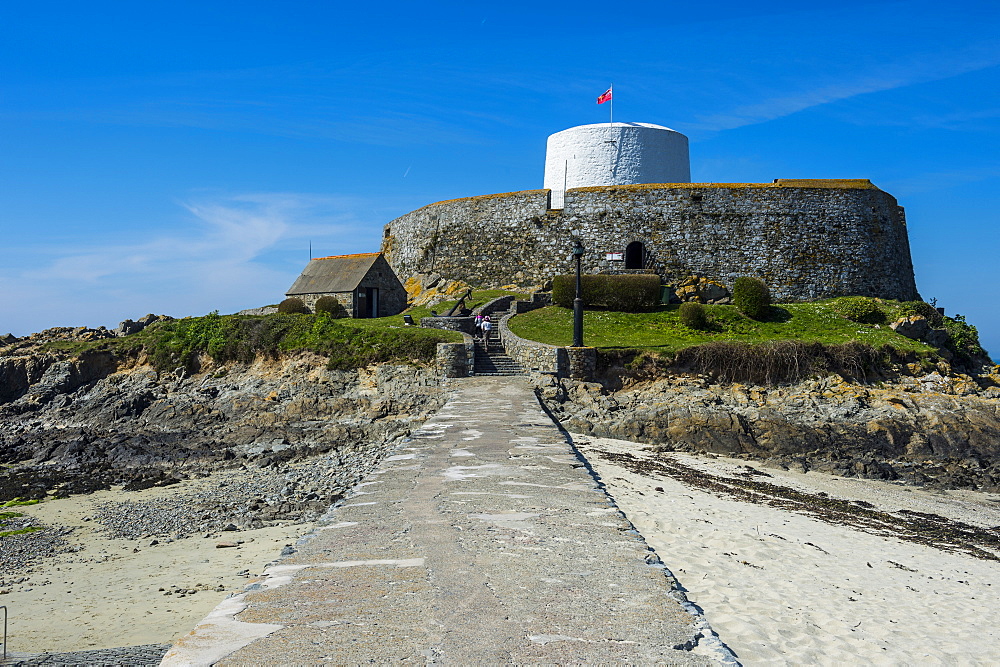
[162,376,729,665]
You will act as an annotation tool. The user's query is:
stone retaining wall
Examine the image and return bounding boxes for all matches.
[475,295,518,317]
[512,293,551,313]
[474,293,551,317]
[498,313,563,374]
[498,313,597,379]
[383,189,553,288]
[238,306,278,316]
[420,316,475,335]
[382,181,918,302]
[427,296,552,378]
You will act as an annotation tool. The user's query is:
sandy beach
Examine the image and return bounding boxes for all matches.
[3,432,1000,664]
[577,434,1000,665]
[1,474,312,655]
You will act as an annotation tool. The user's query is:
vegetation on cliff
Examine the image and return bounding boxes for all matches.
[35,311,461,372]
[509,297,989,382]
[6,291,986,385]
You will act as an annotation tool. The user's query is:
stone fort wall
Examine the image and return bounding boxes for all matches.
[380,180,919,302]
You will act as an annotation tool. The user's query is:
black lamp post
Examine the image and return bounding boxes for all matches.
[572,240,585,347]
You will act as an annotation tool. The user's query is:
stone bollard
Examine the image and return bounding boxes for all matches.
[565,347,597,380]
[436,342,469,378]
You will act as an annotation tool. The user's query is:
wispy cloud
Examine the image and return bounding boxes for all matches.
[1,193,381,335]
[845,106,1000,132]
[22,193,361,281]
[690,42,1000,132]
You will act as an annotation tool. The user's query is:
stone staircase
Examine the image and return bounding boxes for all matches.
[473,337,523,376]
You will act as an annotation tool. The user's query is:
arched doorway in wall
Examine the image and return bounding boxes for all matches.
[625,241,646,269]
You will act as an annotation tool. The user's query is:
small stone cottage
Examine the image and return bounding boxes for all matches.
[285,252,407,318]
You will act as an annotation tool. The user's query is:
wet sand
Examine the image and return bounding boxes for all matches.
[1,476,311,654]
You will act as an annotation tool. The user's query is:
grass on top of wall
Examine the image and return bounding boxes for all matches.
[506,300,939,355]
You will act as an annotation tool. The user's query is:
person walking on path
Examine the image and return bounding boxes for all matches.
[474,313,484,341]
[481,315,493,348]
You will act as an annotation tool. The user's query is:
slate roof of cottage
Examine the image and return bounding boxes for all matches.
[285,252,382,295]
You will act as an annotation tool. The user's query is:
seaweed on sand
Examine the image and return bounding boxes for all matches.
[590,447,1000,562]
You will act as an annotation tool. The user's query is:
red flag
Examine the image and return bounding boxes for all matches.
[597,87,612,104]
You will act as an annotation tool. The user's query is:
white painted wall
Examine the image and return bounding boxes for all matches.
[543,122,690,208]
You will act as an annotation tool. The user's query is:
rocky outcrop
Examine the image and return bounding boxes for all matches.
[537,369,1000,491]
[403,273,475,308]
[890,315,950,348]
[1,316,173,351]
[671,275,731,304]
[0,347,449,514]
[111,313,172,337]
[0,353,59,404]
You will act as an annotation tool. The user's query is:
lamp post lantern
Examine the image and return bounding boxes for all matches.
[572,240,585,347]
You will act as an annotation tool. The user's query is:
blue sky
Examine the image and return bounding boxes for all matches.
[2,0,999,359]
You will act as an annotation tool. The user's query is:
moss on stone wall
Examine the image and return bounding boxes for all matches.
[420,188,550,210]
[381,183,918,303]
[569,179,877,194]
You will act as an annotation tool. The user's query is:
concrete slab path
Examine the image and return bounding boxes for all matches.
[162,376,732,665]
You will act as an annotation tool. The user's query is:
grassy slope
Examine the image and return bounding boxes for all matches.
[507,301,938,355]
[38,312,463,371]
[28,289,528,371]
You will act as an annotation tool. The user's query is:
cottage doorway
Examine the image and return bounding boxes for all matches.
[356,287,379,318]
[625,241,646,269]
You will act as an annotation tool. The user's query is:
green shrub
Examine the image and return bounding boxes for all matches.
[551,275,576,308]
[278,297,310,314]
[832,296,885,324]
[551,274,660,312]
[942,314,987,362]
[609,275,661,311]
[314,296,348,318]
[901,300,943,327]
[732,277,771,320]
[678,302,709,330]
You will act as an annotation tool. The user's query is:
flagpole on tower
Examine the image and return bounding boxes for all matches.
[597,85,614,124]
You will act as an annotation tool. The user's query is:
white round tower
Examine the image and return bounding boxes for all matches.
[543,122,690,208]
